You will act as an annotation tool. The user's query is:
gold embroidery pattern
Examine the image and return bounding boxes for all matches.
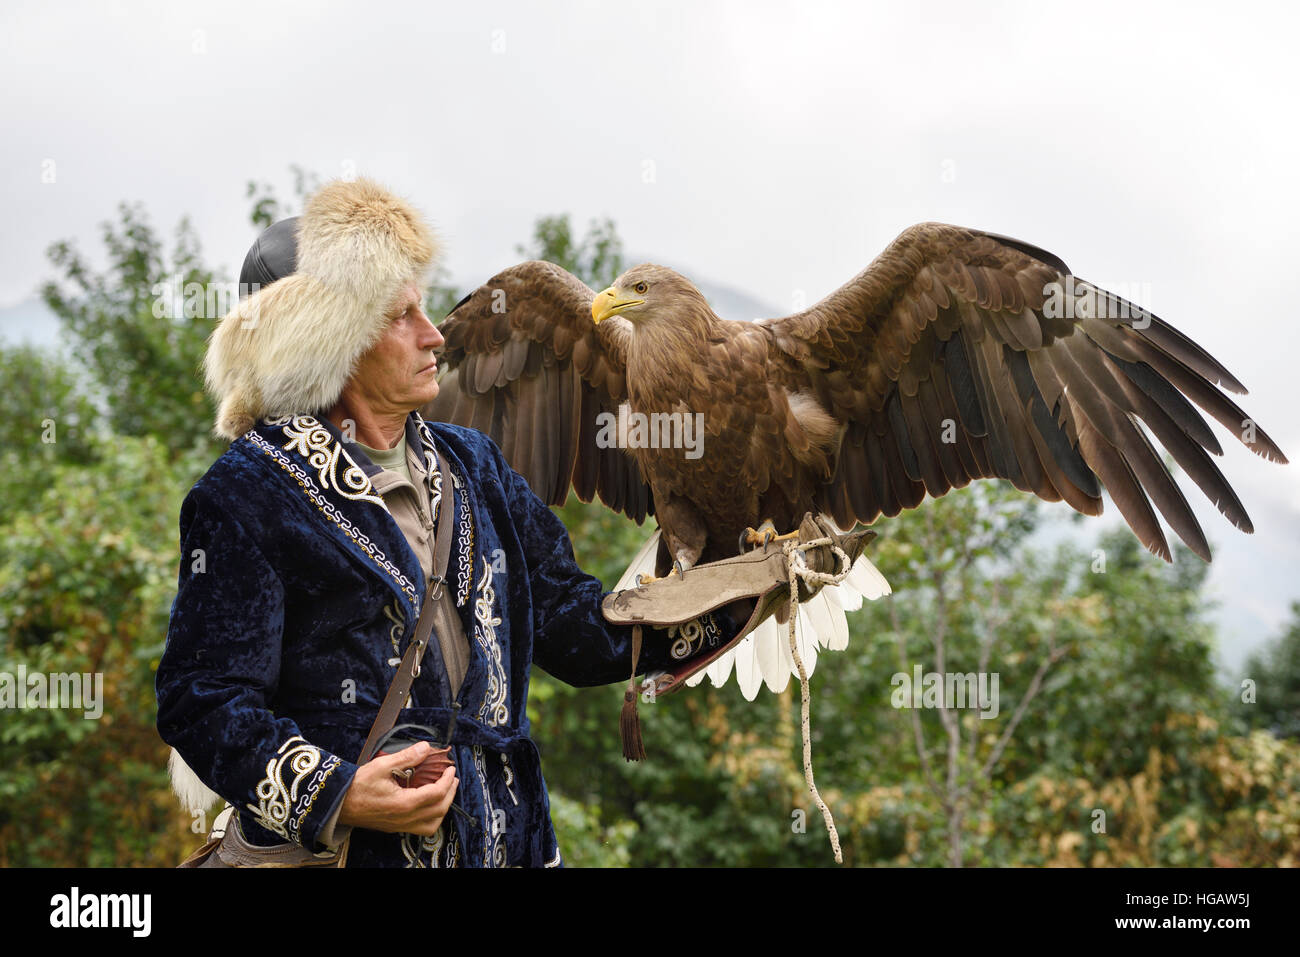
[473,556,508,728]
[472,744,507,868]
[273,415,383,506]
[668,613,722,660]
[453,468,475,608]
[246,429,418,610]
[444,825,460,868]
[415,419,443,527]
[401,828,444,868]
[468,554,509,867]
[501,753,518,806]
[246,735,340,843]
[429,465,444,528]
[383,600,405,661]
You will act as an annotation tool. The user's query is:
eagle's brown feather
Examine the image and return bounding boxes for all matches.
[426,225,1285,573]
[758,223,1284,560]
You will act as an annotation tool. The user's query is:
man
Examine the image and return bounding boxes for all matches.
[158,177,864,867]
[158,178,754,867]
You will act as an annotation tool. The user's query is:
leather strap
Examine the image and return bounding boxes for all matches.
[357,445,458,765]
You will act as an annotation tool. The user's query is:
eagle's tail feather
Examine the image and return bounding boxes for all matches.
[615,528,662,591]
[617,520,892,699]
[734,632,764,700]
[168,747,222,814]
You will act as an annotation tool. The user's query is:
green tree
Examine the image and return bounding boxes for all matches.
[515,214,624,289]
[40,206,217,456]
[0,427,202,866]
[0,345,102,524]
[245,164,322,230]
[1239,602,1300,739]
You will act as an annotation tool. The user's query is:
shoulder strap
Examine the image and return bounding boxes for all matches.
[357,444,457,764]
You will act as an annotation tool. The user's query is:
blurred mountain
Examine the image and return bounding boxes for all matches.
[641,258,783,322]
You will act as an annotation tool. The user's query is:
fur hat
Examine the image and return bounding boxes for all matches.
[204,177,439,440]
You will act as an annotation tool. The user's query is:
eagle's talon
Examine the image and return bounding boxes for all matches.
[636,565,685,587]
[741,522,800,552]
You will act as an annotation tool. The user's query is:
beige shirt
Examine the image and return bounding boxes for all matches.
[357,434,414,487]
[317,433,470,849]
[366,440,471,694]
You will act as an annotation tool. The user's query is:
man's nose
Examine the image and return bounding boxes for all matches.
[416,306,445,349]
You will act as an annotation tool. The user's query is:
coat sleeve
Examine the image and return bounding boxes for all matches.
[155,484,358,852]
[488,443,753,688]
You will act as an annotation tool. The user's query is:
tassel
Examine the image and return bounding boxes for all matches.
[620,687,646,762]
[620,624,646,761]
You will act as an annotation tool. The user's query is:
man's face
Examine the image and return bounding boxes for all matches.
[349,280,445,414]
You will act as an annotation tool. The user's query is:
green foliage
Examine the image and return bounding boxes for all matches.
[245,164,321,230]
[0,428,205,866]
[1019,531,1219,781]
[424,262,466,324]
[547,791,638,867]
[533,481,1300,867]
[515,214,625,289]
[427,211,626,337]
[0,346,102,525]
[1239,601,1300,739]
[40,204,220,459]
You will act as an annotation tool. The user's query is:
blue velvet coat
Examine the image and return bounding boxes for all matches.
[156,413,737,867]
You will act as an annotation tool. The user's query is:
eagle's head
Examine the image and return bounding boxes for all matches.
[591,264,714,331]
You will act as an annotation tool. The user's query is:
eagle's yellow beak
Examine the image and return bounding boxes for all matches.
[591,286,644,323]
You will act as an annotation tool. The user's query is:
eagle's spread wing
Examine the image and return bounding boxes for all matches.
[760,222,1286,561]
[427,260,653,521]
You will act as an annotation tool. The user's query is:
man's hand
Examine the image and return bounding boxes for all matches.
[337,741,458,836]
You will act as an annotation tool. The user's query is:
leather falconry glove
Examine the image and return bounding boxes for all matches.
[601,512,876,759]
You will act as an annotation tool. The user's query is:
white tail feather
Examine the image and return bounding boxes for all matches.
[847,552,892,599]
[824,587,850,651]
[756,619,783,694]
[734,633,762,700]
[795,605,819,674]
[168,747,221,814]
[614,518,892,698]
[615,529,661,590]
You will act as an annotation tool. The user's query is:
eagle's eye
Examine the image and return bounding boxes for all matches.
[633,281,648,294]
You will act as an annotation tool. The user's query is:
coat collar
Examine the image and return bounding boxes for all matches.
[238,413,425,615]
[235,412,502,726]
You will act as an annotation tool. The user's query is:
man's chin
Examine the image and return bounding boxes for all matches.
[413,380,439,411]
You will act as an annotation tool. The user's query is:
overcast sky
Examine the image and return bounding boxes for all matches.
[3,0,1297,673]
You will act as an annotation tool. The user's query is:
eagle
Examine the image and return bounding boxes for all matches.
[426,223,1286,699]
